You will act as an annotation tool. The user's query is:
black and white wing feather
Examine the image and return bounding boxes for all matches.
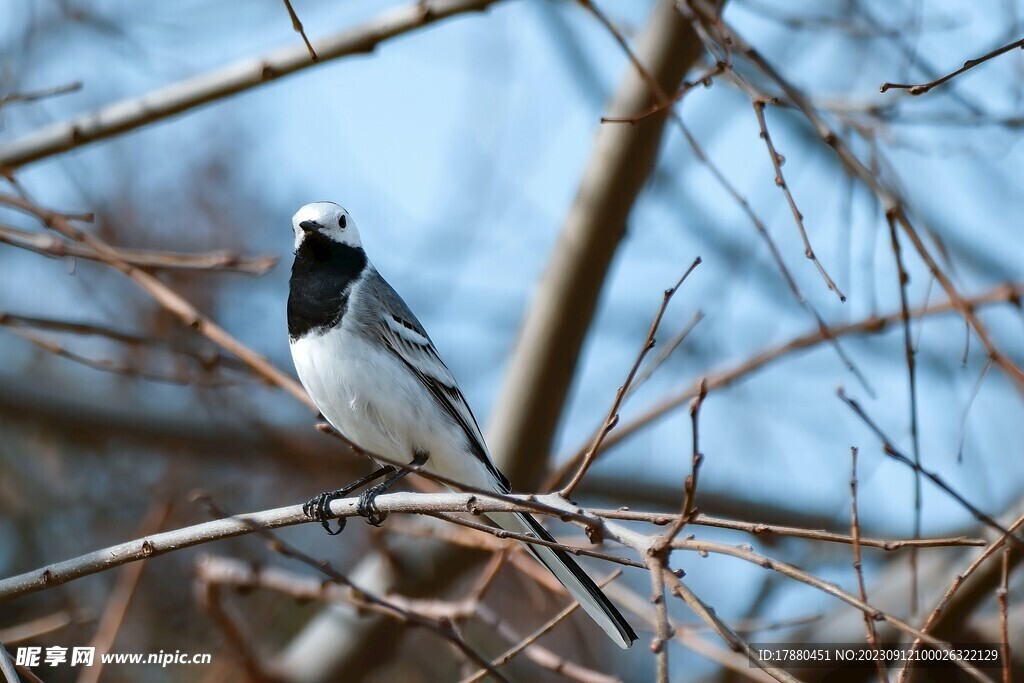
[367,271,510,492]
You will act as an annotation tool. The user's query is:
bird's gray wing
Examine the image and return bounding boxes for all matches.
[367,271,510,491]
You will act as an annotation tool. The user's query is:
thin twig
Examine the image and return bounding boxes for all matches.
[0,193,315,409]
[0,312,252,375]
[753,99,845,301]
[656,378,707,550]
[838,389,1023,549]
[4,326,237,387]
[899,511,1024,682]
[281,0,319,61]
[78,503,171,683]
[850,447,888,683]
[198,580,272,681]
[547,282,1022,490]
[429,511,644,569]
[685,1,1024,387]
[596,508,985,549]
[459,571,624,683]
[664,572,799,683]
[0,0,508,168]
[0,82,81,107]
[601,62,725,124]
[881,38,1024,95]
[627,310,704,396]
[998,547,1011,683]
[560,257,701,499]
[957,357,993,463]
[586,0,875,396]
[0,223,277,274]
[670,538,990,682]
[885,211,922,615]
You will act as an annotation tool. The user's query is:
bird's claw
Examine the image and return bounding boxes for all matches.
[303,490,347,535]
[357,484,389,527]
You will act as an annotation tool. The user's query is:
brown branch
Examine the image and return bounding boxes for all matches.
[0,82,81,108]
[4,325,238,386]
[838,389,1023,549]
[0,0,508,168]
[0,312,252,375]
[885,211,923,615]
[627,310,704,396]
[648,559,671,683]
[881,38,1024,95]
[198,578,275,681]
[560,257,701,499]
[193,501,512,683]
[281,0,319,61]
[663,571,799,683]
[654,377,707,551]
[999,548,1011,683]
[0,223,278,274]
[548,282,1022,489]
[849,447,889,683]
[0,193,315,410]
[78,504,171,683]
[601,5,874,393]
[670,538,991,681]
[601,62,726,124]
[684,1,1024,387]
[753,99,845,302]
[459,571,624,683]
[598,508,985,550]
[899,511,1024,683]
[957,357,993,463]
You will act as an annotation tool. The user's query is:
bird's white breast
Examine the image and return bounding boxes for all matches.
[289,322,494,489]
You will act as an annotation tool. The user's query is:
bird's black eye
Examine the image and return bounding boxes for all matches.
[338,214,347,229]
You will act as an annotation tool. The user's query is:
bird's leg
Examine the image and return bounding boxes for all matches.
[304,465,396,535]
[357,449,429,527]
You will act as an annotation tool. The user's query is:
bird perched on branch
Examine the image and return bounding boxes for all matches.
[286,201,636,649]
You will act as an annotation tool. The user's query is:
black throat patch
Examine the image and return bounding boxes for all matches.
[288,232,368,339]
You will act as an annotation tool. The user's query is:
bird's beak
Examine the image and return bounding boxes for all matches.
[299,220,321,233]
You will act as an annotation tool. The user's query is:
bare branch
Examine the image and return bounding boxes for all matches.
[560,257,701,499]
[280,0,319,62]
[549,282,1023,488]
[0,82,81,108]
[838,389,1024,549]
[881,38,1024,95]
[0,193,315,409]
[0,223,278,274]
[670,538,991,681]
[885,211,923,614]
[78,504,171,683]
[849,447,889,683]
[0,0,507,169]
[753,99,845,302]
[900,510,1024,681]
[599,509,984,550]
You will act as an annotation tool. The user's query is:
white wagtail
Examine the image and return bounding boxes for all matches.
[287,201,636,649]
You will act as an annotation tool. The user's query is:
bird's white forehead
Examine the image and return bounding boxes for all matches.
[292,201,347,226]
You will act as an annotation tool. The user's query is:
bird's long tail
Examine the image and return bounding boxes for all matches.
[488,511,637,649]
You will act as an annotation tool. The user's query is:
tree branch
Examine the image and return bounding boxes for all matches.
[0,0,508,169]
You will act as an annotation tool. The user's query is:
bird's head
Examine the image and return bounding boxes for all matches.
[292,202,362,250]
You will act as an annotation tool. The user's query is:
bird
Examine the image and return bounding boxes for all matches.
[286,201,637,649]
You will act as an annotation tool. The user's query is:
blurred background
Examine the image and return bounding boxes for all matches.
[1,0,1022,681]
